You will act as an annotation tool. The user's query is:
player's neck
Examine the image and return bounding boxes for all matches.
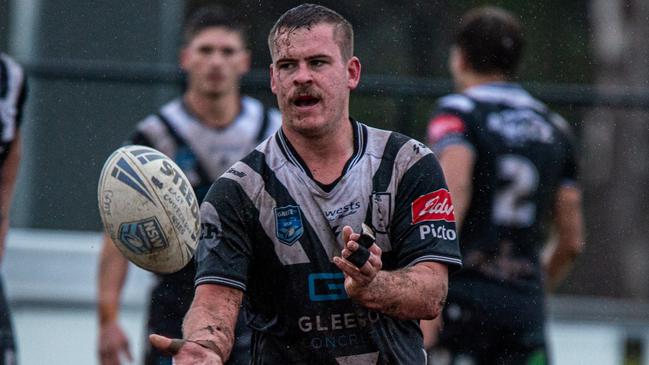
[459,72,509,91]
[283,118,354,185]
[184,90,241,129]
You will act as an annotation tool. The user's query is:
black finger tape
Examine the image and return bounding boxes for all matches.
[347,225,375,267]
[347,245,371,267]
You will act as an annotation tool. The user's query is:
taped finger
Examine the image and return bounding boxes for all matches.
[346,245,370,267]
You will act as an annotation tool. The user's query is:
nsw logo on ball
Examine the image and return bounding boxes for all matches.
[118,217,169,255]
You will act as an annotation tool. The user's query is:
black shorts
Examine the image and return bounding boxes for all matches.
[434,278,548,365]
[0,276,17,365]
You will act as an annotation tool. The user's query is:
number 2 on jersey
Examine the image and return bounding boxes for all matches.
[492,154,539,227]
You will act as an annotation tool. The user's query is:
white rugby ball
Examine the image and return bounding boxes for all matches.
[97,145,200,274]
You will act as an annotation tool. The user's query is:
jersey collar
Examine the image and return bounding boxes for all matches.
[275,118,367,187]
[464,82,547,112]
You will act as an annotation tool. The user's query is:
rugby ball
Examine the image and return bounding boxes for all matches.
[97,145,200,274]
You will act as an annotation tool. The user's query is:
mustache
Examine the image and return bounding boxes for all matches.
[290,86,320,100]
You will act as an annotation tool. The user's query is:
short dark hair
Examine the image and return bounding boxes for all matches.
[183,6,247,47]
[268,4,354,60]
[455,6,525,76]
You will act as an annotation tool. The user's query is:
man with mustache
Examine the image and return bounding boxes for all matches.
[150,4,461,364]
[96,6,280,365]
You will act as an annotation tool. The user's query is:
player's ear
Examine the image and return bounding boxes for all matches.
[179,47,190,72]
[449,46,467,74]
[347,56,361,90]
[270,63,277,94]
[238,49,251,75]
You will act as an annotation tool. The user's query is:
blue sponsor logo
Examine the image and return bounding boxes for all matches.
[274,205,304,245]
[111,157,156,205]
[308,272,348,302]
[118,217,168,254]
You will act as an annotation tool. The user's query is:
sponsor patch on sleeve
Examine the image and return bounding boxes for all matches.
[411,189,455,224]
[427,114,465,144]
[199,203,222,244]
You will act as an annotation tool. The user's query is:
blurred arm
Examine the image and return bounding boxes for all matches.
[420,316,442,350]
[437,144,475,230]
[97,233,132,364]
[420,143,473,348]
[543,186,585,291]
[0,134,21,264]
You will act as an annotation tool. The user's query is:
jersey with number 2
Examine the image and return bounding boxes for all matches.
[427,83,577,289]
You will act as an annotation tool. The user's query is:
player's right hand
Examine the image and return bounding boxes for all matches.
[98,321,132,365]
[149,334,224,365]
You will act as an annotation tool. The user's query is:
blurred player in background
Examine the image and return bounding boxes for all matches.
[423,6,585,364]
[149,4,461,364]
[96,6,280,365]
[0,53,27,365]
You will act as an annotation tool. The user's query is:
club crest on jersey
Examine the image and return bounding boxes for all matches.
[411,189,455,224]
[371,192,391,234]
[118,217,169,255]
[274,205,304,246]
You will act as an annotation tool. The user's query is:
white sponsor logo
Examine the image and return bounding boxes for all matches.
[324,201,361,221]
[487,110,554,144]
[419,223,457,241]
[298,310,380,332]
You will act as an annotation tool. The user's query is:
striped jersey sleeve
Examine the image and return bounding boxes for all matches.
[387,137,462,271]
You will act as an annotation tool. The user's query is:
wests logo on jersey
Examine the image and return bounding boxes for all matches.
[411,189,455,224]
[427,114,465,144]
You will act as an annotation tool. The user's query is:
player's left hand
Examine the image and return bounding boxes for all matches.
[333,225,383,298]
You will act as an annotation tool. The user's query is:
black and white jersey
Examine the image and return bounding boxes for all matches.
[427,83,578,290]
[197,120,461,364]
[0,53,27,166]
[129,96,281,203]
